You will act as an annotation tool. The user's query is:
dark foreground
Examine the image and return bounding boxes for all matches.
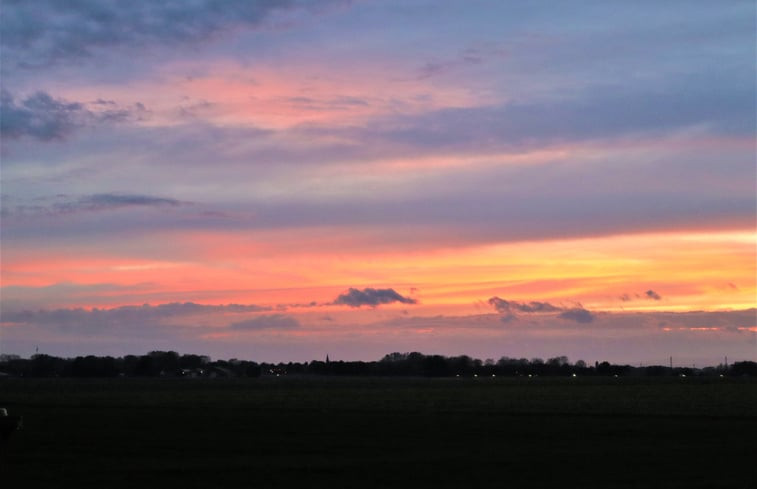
[1,376,755,488]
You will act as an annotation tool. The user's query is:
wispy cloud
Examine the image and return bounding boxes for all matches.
[620,290,663,302]
[416,44,507,79]
[488,298,562,314]
[488,296,595,323]
[0,90,146,141]
[358,72,755,153]
[62,194,182,212]
[3,193,184,217]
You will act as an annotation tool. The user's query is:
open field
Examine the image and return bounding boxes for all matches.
[2,376,756,488]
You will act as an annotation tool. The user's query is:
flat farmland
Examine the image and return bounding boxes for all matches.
[1,376,755,488]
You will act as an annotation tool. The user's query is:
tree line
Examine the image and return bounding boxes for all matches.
[0,351,754,378]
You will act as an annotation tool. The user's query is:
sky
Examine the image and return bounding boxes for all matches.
[1,0,755,366]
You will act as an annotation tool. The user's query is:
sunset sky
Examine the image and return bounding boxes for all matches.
[1,0,755,366]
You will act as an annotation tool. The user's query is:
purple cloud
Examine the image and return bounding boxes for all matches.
[645,290,662,301]
[488,296,595,323]
[334,288,417,308]
[488,298,562,314]
[557,308,595,324]
[0,90,145,141]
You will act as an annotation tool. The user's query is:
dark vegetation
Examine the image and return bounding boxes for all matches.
[2,351,755,378]
[1,375,756,488]
[3,352,755,486]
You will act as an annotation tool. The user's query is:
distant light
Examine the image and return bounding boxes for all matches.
[456,374,460,377]
[474,374,478,377]
[572,373,577,377]
[492,374,496,377]
[613,374,618,378]
[719,374,724,378]
[680,374,686,377]
[528,374,532,378]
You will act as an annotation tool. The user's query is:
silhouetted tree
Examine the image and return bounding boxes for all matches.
[381,352,407,363]
[30,354,65,377]
[70,355,118,377]
[180,354,209,369]
[643,365,670,376]
[134,355,156,376]
[423,355,451,377]
[0,350,741,378]
[245,362,262,377]
[730,361,757,376]
[148,351,180,374]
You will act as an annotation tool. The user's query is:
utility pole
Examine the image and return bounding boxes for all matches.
[669,356,673,369]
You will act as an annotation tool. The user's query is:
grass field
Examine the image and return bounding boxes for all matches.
[1,376,756,488]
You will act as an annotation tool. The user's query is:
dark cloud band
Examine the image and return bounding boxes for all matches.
[0,0,345,69]
[2,302,269,329]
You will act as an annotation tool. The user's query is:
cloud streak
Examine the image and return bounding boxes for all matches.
[60,194,183,213]
[488,297,595,323]
[356,72,755,153]
[2,193,184,218]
